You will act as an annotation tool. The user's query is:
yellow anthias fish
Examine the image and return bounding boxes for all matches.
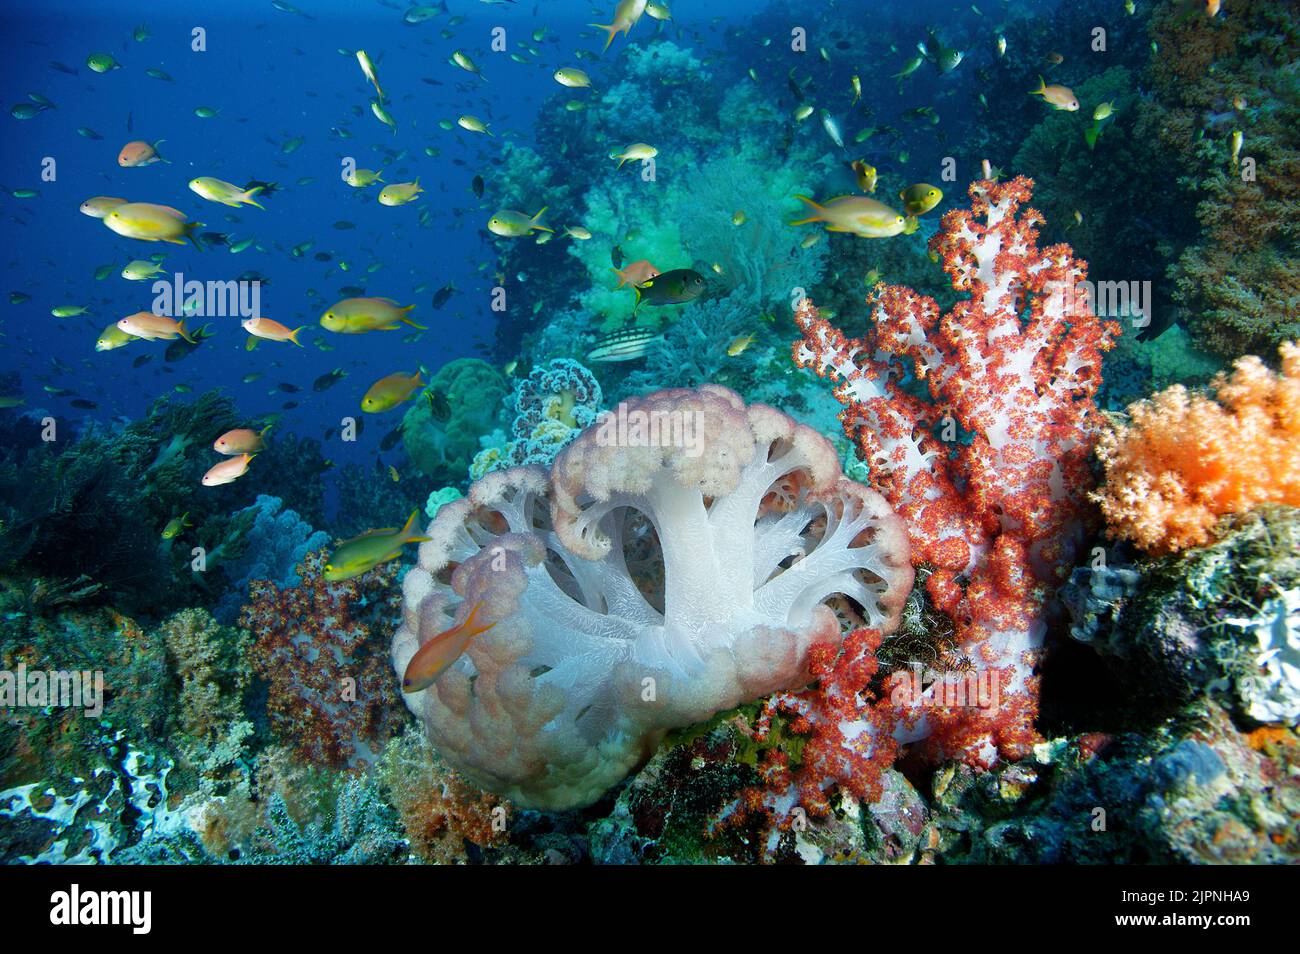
[378,180,424,206]
[344,168,384,187]
[451,50,486,82]
[645,1,671,21]
[356,50,383,100]
[402,601,496,692]
[899,183,943,216]
[325,510,431,583]
[161,512,191,540]
[320,297,425,333]
[188,177,265,209]
[388,465,400,483]
[457,115,493,136]
[103,202,200,246]
[1093,100,1117,122]
[121,259,165,281]
[487,208,553,237]
[1230,129,1243,167]
[361,370,426,412]
[79,196,128,218]
[611,142,657,169]
[727,332,756,357]
[590,0,648,52]
[371,100,397,133]
[564,225,593,240]
[554,67,592,88]
[790,194,907,238]
[96,324,138,351]
[851,160,878,193]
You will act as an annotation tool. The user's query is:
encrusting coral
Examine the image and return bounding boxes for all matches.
[1093,341,1300,555]
[392,384,913,810]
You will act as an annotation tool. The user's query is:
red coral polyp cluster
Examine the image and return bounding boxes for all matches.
[242,549,407,769]
[793,176,1120,771]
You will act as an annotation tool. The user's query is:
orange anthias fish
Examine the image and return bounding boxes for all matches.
[402,601,496,693]
[1029,76,1079,111]
[116,311,195,342]
[202,453,255,486]
[242,317,305,345]
[611,259,660,288]
[118,139,165,167]
[213,425,270,455]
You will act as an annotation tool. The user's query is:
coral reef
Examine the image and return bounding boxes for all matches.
[377,727,509,864]
[401,358,510,485]
[242,549,407,769]
[210,495,329,623]
[793,176,1120,770]
[472,359,604,475]
[1063,504,1300,727]
[1141,0,1300,359]
[1094,341,1300,554]
[393,385,913,810]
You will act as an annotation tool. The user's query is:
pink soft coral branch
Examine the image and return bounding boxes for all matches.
[792,176,1120,770]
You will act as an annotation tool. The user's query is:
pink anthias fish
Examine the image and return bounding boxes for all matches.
[202,453,255,486]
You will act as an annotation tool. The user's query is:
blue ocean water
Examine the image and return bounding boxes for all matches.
[0,0,981,481]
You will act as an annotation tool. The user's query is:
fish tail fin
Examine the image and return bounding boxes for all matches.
[376,170,385,182]
[242,186,265,209]
[531,207,553,232]
[462,601,495,638]
[177,320,197,344]
[1030,75,1046,96]
[259,423,274,438]
[184,220,204,251]
[401,308,428,330]
[590,22,618,51]
[611,266,628,287]
[788,194,824,226]
[400,509,431,543]
[288,326,306,346]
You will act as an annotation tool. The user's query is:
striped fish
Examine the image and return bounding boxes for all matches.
[586,326,665,363]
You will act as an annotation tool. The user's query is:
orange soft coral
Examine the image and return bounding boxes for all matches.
[1094,342,1300,554]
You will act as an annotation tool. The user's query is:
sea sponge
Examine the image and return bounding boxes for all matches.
[392,385,912,810]
[1094,342,1300,554]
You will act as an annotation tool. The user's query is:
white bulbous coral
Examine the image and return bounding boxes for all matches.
[392,385,913,810]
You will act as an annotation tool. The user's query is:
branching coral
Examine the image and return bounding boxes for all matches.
[1093,341,1300,555]
[393,385,913,810]
[793,176,1119,769]
[377,727,509,863]
[242,549,407,769]
[712,627,899,855]
[1141,0,1300,359]
[159,608,251,766]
